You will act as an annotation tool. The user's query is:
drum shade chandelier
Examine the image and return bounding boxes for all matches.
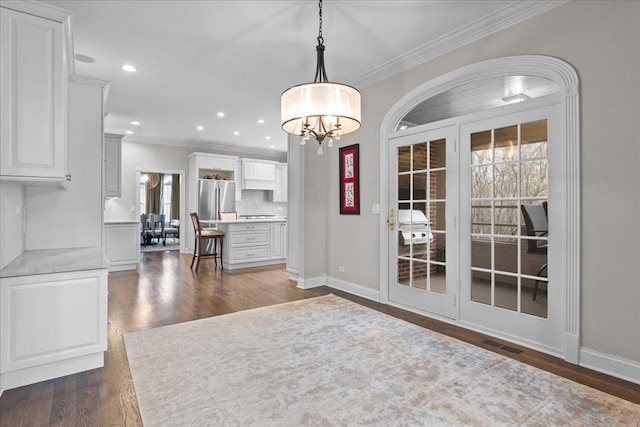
[281,0,361,155]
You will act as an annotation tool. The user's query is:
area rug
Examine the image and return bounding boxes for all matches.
[123,295,640,426]
[140,239,180,253]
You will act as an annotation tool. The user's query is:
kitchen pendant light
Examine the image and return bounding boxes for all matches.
[281,0,361,153]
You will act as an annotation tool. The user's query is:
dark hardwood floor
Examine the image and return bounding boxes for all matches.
[1,250,638,426]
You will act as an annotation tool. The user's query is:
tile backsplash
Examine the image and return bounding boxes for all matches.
[236,190,287,217]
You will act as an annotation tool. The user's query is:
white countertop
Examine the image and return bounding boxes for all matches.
[0,247,110,278]
[105,219,139,225]
[201,217,287,225]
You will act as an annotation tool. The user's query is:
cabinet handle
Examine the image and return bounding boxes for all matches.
[65,174,72,182]
[246,238,255,241]
[247,253,255,257]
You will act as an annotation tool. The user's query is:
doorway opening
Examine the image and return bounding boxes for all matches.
[136,167,186,254]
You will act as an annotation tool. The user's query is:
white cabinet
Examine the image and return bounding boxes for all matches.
[241,159,277,190]
[270,222,288,259]
[0,6,71,187]
[270,163,288,202]
[220,220,287,269]
[104,133,123,198]
[199,155,236,171]
[104,221,139,271]
[0,268,108,391]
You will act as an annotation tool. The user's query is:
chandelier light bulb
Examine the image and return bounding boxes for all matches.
[328,138,334,147]
[317,146,323,155]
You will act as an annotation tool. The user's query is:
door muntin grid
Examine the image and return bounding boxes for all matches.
[397,139,446,294]
[470,120,548,318]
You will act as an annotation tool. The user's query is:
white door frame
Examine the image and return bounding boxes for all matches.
[136,167,187,254]
[379,55,580,363]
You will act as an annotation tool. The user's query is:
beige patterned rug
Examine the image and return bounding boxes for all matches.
[124,295,640,426]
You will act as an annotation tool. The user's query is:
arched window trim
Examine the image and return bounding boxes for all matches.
[378,55,580,363]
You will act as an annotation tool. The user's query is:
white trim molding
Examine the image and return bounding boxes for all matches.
[296,275,326,290]
[327,277,380,303]
[379,55,580,363]
[580,348,640,385]
[350,1,568,89]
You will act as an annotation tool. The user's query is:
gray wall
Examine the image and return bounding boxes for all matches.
[306,1,639,363]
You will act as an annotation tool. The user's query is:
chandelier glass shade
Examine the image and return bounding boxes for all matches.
[281,0,361,151]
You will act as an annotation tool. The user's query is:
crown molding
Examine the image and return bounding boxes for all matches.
[122,135,287,160]
[350,0,569,89]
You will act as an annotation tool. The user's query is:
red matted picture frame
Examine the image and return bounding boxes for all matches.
[339,143,360,215]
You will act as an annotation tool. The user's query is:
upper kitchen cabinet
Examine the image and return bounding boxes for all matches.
[0,4,72,187]
[241,159,277,190]
[104,133,123,198]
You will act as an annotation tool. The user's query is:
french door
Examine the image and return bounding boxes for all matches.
[388,125,458,319]
[387,104,562,353]
[459,104,562,352]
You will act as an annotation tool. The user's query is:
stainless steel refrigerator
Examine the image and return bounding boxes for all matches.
[198,180,236,253]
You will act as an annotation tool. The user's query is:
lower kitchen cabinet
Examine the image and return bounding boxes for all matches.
[220,221,287,269]
[104,220,140,271]
[0,267,108,393]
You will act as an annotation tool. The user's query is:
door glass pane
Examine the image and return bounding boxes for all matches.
[469,120,548,318]
[521,120,548,159]
[398,175,410,200]
[413,143,428,171]
[521,277,547,317]
[494,163,518,198]
[471,166,492,199]
[413,172,427,200]
[494,273,518,311]
[471,130,492,164]
[398,258,410,286]
[431,170,446,200]
[398,146,411,173]
[412,260,428,290]
[521,160,547,197]
[430,139,446,168]
[471,236,492,270]
[471,270,491,304]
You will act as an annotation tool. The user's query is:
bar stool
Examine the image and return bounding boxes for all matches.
[189,212,224,272]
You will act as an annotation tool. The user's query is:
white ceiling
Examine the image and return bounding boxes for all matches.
[41,0,552,154]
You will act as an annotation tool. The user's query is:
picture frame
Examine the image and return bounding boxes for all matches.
[339,143,360,215]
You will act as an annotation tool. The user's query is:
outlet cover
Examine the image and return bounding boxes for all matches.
[372,204,380,214]
[338,266,345,273]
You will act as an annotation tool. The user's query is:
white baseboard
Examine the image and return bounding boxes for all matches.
[326,276,380,302]
[580,348,640,385]
[286,267,300,282]
[0,352,104,396]
[296,275,326,289]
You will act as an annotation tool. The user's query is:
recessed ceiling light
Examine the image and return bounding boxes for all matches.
[75,54,95,63]
[131,121,140,126]
[197,126,204,131]
[233,131,239,135]
[217,112,225,118]
[257,119,264,124]
[269,145,275,149]
[121,64,137,72]
[265,136,271,140]
[125,130,133,134]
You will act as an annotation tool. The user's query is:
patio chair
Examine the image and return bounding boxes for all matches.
[521,203,548,301]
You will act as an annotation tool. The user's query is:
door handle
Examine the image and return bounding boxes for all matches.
[388,209,395,231]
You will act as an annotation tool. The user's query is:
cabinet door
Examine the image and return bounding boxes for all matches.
[0,269,108,373]
[0,8,66,180]
[270,223,287,259]
[104,134,122,198]
[200,156,235,171]
[243,161,276,181]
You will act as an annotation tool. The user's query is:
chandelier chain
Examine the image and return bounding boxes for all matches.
[318,0,323,44]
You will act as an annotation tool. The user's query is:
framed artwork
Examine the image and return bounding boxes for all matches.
[339,143,360,215]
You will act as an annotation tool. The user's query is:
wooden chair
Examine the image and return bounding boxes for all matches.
[189,212,224,272]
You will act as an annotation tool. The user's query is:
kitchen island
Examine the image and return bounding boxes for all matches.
[0,247,109,394]
[201,217,287,270]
